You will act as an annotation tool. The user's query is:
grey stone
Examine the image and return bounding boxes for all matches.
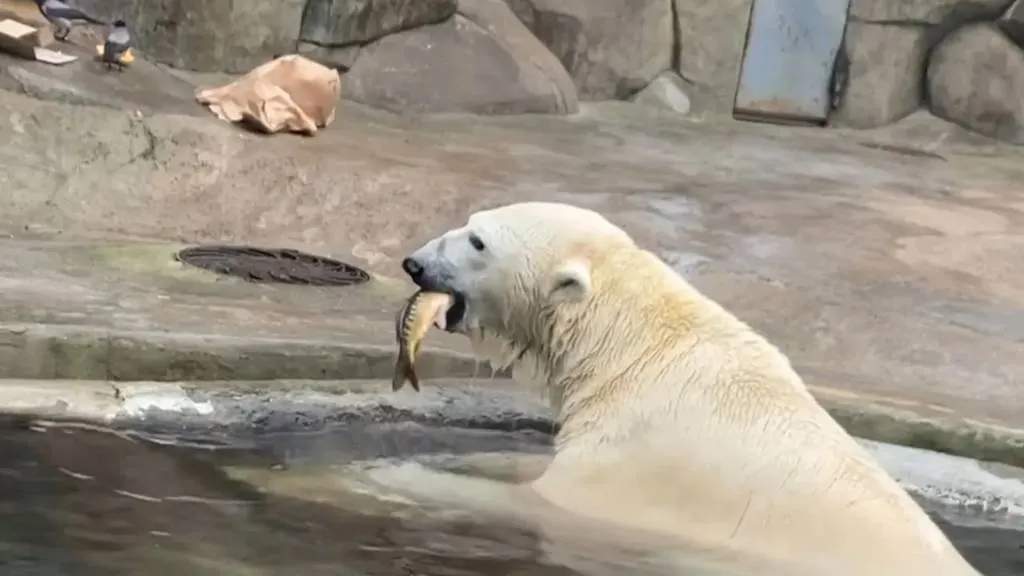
[346,1,579,115]
[926,23,1024,144]
[833,0,1016,129]
[849,0,1014,25]
[998,0,1024,46]
[830,22,929,128]
[296,41,362,70]
[673,0,754,115]
[298,0,457,47]
[75,0,307,74]
[630,71,692,115]
[457,0,578,113]
[503,0,674,100]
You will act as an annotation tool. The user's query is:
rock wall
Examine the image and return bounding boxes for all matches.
[504,0,674,101]
[343,0,579,115]
[71,0,1024,142]
[834,0,1024,143]
[927,21,1024,143]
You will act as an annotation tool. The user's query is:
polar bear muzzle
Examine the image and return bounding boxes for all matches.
[401,256,468,332]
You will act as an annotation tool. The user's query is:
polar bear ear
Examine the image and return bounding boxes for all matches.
[547,259,591,304]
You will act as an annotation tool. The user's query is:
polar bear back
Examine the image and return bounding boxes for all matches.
[530,245,977,575]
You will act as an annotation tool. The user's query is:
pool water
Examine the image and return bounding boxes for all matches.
[0,417,1020,576]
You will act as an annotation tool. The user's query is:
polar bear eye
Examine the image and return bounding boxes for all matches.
[468,233,486,252]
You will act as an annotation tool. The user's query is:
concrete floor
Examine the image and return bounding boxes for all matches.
[0,47,1022,459]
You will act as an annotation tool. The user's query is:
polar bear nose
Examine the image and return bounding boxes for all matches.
[402,257,424,280]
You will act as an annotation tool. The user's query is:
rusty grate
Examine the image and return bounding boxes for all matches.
[175,245,370,286]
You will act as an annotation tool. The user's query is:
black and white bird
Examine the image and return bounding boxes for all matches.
[102,20,131,72]
[34,0,106,42]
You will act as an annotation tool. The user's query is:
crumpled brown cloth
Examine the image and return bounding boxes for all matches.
[195,54,341,135]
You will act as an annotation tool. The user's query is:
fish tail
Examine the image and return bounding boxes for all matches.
[391,360,420,392]
[393,339,423,392]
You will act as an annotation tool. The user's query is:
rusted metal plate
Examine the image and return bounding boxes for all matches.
[733,0,851,124]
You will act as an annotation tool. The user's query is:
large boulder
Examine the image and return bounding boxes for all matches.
[75,0,307,74]
[830,23,930,128]
[832,0,1014,128]
[672,0,754,115]
[926,23,1024,144]
[298,0,456,47]
[499,0,674,100]
[345,0,578,115]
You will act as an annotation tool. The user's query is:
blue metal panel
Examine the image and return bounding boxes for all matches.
[734,0,851,123]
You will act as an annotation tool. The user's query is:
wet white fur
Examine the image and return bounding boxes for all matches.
[399,202,980,575]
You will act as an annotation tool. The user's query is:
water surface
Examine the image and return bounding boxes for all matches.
[0,417,1020,576]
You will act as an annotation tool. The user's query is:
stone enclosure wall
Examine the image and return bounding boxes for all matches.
[77,0,1024,143]
[836,0,1024,143]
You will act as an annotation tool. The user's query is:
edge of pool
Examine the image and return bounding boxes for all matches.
[0,371,1020,470]
[0,320,1019,470]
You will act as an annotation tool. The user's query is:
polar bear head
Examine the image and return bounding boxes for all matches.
[401,202,636,377]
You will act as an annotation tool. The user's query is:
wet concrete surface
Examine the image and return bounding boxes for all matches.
[0,240,480,384]
[1,416,1022,576]
[0,241,419,349]
[0,104,1022,450]
[0,56,1022,438]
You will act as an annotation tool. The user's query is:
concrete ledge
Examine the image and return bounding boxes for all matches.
[1,377,1022,469]
[814,385,1024,469]
[0,378,121,422]
[0,377,552,433]
[0,378,554,462]
[0,323,487,382]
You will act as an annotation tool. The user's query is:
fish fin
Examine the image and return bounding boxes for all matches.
[391,348,408,392]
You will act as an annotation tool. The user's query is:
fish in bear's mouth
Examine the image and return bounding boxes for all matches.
[407,275,467,333]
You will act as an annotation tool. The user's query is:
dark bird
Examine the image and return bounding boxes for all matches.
[35,0,106,42]
[102,20,131,72]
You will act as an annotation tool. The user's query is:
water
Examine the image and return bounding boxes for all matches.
[0,416,1020,576]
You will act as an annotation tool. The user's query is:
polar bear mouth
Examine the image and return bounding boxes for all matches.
[442,292,467,333]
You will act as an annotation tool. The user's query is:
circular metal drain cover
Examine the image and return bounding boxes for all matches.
[175,245,371,286]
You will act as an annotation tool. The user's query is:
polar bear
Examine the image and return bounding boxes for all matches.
[397,201,981,576]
